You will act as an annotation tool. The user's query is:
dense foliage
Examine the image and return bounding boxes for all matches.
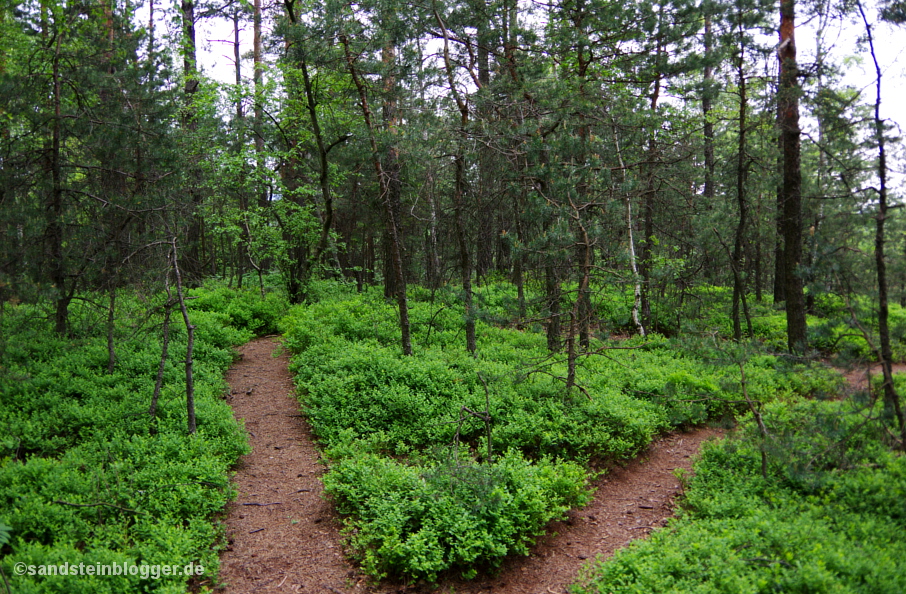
[0,284,284,593]
[572,398,906,594]
[280,282,841,582]
[1,0,905,588]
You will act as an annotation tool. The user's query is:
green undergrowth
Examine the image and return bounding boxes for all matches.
[572,398,906,594]
[0,283,285,593]
[280,282,838,583]
[585,283,906,361]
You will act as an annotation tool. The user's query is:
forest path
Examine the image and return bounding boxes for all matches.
[217,337,721,594]
[835,361,906,393]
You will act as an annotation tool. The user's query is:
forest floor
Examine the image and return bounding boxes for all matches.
[216,337,722,594]
[833,361,906,393]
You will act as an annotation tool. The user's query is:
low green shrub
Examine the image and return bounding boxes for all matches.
[572,399,906,594]
[0,289,252,593]
[324,450,591,581]
[279,283,839,582]
[187,282,288,336]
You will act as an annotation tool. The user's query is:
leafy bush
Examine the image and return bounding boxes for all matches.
[324,450,591,581]
[188,282,288,335]
[572,399,906,594]
[279,283,837,582]
[0,289,251,593]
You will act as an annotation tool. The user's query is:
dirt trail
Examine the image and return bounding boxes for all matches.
[218,337,356,593]
[217,337,721,593]
[835,362,906,393]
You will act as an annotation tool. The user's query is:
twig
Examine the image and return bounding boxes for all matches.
[241,502,282,506]
[0,564,12,594]
[477,372,494,464]
[54,500,147,515]
[739,362,769,479]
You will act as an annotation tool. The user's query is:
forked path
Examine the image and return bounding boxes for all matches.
[218,337,721,593]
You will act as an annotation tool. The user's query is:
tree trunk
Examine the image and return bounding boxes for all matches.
[181,0,204,284]
[567,218,592,389]
[341,34,412,356]
[254,0,266,209]
[546,263,562,352]
[48,19,69,335]
[436,7,476,353]
[778,0,807,353]
[731,35,753,340]
[702,15,716,203]
[640,14,664,333]
[611,120,645,336]
[858,1,905,442]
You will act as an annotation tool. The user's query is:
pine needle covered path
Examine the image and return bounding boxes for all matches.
[217,337,721,593]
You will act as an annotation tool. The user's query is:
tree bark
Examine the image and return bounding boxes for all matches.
[702,15,716,203]
[732,33,753,340]
[546,263,562,352]
[611,120,645,336]
[47,15,69,335]
[778,0,807,353]
[254,0,267,209]
[640,10,664,333]
[181,0,205,284]
[436,7,476,354]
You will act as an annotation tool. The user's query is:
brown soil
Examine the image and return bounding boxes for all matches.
[217,337,356,593]
[835,362,906,393]
[217,337,722,594]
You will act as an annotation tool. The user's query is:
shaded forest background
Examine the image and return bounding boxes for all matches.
[1,0,905,362]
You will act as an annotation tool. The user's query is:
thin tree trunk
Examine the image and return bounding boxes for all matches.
[732,36,753,340]
[297,56,347,267]
[455,154,477,354]
[254,0,266,209]
[435,7,476,354]
[340,34,412,356]
[858,1,905,443]
[49,19,69,335]
[567,217,592,390]
[702,15,716,203]
[232,9,249,287]
[181,0,204,284]
[755,195,763,302]
[171,239,196,434]
[546,263,562,352]
[148,0,155,55]
[640,7,665,333]
[425,185,442,290]
[611,120,645,336]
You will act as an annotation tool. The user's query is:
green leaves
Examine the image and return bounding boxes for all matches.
[0,287,253,592]
[324,451,590,582]
[573,400,906,594]
[279,282,831,581]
